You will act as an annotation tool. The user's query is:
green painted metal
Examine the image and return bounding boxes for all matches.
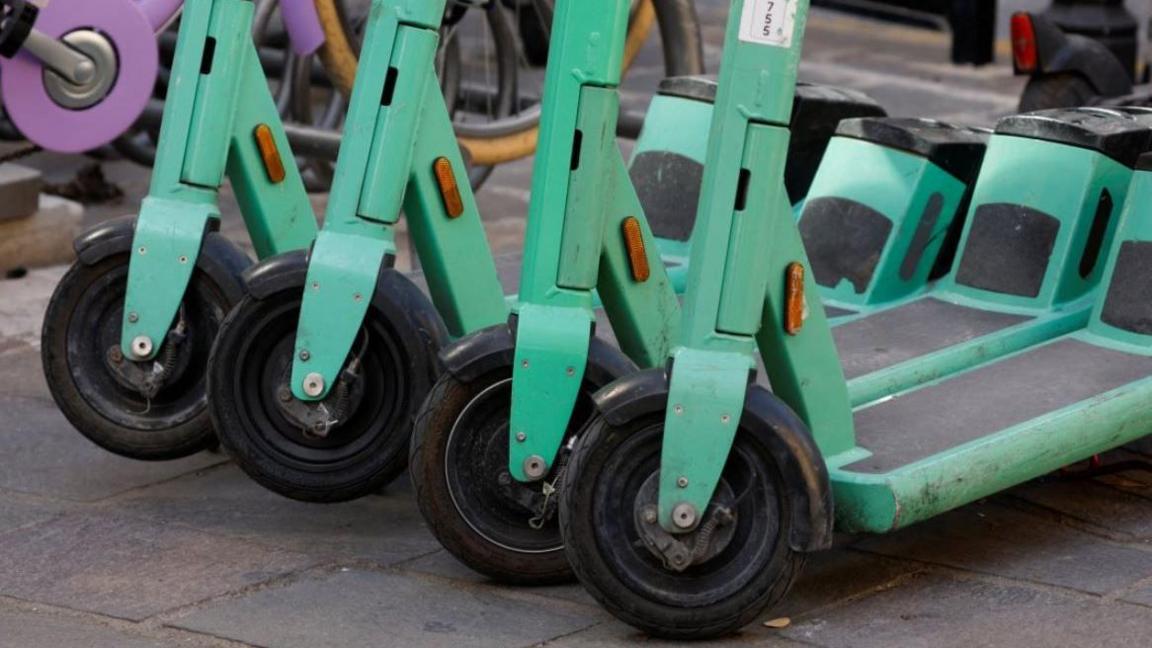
[658,0,834,531]
[290,6,433,400]
[402,81,509,338]
[508,0,658,481]
[123,0,318,359]
[803,139,969,310]
[940,136,1131,310]
[225,47,318,258]
[290,0,508,399]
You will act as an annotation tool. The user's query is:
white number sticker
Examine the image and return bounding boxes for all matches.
[739,0,796,49]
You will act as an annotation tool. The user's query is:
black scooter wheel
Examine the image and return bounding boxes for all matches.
[1018,73,1097,112]
[409,338,630,585]
[560,389,808,640]
[41,250,236,461]
[208,269,443,503]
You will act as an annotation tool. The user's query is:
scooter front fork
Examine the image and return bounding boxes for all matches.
[122,0,316,361]
[291,1,507,400]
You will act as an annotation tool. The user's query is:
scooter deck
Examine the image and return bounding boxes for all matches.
[833,297,1030,380]
[846,336,1152,475]
[830,153,1152,535]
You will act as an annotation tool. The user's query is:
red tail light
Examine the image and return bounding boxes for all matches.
[1011,12,1038,73]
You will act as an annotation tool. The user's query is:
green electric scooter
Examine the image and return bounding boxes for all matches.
[407,0,1152,590]
[41,0,320,461]
[557,0,1152,638]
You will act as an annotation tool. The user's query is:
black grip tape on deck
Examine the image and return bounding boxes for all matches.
[629,152,703,242]
[1102,241,1152,335]
[800,197,893,294]
[956,204,1060,298]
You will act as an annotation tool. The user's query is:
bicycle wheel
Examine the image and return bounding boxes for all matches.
[314,0,702,166]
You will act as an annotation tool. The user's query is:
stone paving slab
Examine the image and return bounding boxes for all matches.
[0,605,198,648]
[854,501,1152,596]
[1122,585,1152,608]
[0,489,75,535]
[0,510,316,621]
[539,621,812,647]
[171,567,597,648]
[0,396,222,502]
[1009,474,1152,543]
[779,571,1152,648]
[111,464,441,566]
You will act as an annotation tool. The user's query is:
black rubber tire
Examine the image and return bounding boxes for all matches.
[1018,73,1098,112]
[560,390,808,640]
[409,348,626,585]
[41,247,238,461]
[209,268,444,502]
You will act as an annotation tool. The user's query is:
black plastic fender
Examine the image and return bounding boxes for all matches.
[593,367,835,553]
[73,215,249,306]
[1025,13,1132,98]
[440,321,638,388]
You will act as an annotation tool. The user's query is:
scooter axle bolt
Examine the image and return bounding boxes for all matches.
[302,373,325,397]
[523,455,548,480]
[672,503,698,530]
[131,336,153,358]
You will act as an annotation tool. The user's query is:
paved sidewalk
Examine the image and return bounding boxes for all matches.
[2,6,1151,647]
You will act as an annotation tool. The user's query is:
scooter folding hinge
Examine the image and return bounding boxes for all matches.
[658,347,754,533]
[508,303,595,482]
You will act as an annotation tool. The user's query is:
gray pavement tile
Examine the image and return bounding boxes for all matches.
[400,550,599,608]
[0,396,222,502]
[780,572,1152,648]
[0,607,187,648]
[853,501,1152,595]
[171,567,597,648]
[111,464,441,566]
[0,491,75,535]
[0,510,316,621]
[1009,475,1152,543]
[0,346,49,401]
[1121,586,1152,608]
[777,548,922,618]
[540,621,812,647]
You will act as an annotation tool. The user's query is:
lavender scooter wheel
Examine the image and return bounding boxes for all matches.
[0,0,158,154]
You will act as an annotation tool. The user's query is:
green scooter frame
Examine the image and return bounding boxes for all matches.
[210,0,683,505]
[559,0,1152,638]
[406,0,685,584]
[204,0,512,502]
[41,0,319,460]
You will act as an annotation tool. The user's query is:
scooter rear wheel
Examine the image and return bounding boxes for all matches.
[559,390,807,640]
[41,249,235,461]
[208,269,442,502]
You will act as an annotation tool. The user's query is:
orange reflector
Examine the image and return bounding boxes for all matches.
[433,157,465,218]
[622,217,651,282]
[253,124,286,184]
[785,262,806,336]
